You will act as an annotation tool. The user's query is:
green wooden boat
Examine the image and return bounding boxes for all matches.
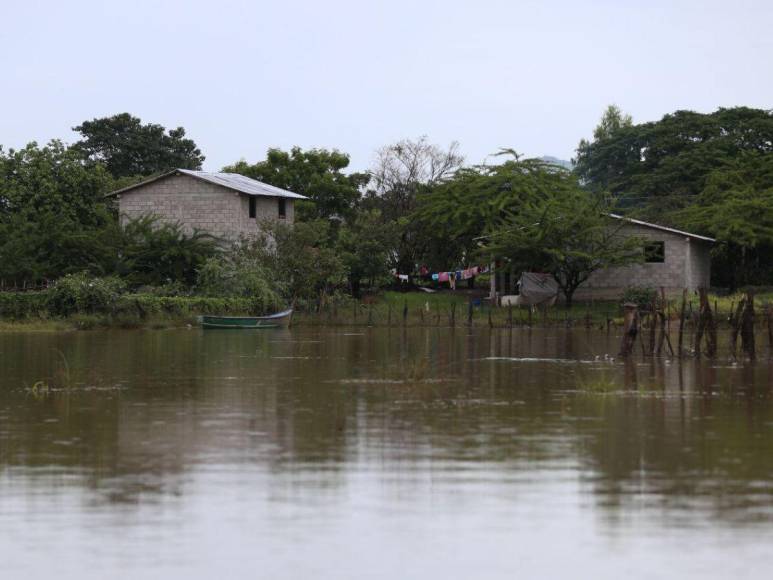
[199,309,292,329]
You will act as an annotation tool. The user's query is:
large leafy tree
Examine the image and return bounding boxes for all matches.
[0,141,117,283]
[223,147,368,222]
[574,107,773,222]
[480,161,643,307]
[336,209,396,297]
[677,152,773,287]
[414,154,570,271]
[73,113,204,178]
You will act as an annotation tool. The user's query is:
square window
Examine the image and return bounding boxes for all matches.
[644,241,665,263]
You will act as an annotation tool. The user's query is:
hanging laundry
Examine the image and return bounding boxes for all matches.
[461,268,472,280]
[419,265,429,276]
[449,274,456,290]
[455,270,462,281]
[432,273,439,281]
[470,266,479,276]
[398,274,409,282]
[438,272,449,282]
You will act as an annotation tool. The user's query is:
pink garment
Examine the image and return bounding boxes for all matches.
[438,272,449,282]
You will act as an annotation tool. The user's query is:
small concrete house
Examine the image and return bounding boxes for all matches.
[492,215,715,302]
[108,169,307,241]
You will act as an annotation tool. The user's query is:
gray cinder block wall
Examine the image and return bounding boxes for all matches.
[573,223,712,300]
[115,173,295,241]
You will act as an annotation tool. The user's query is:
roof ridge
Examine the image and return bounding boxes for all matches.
[107,168,307,199]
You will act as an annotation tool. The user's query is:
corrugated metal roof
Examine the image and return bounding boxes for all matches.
[106,169,307,199]
[178,169,307,199]
[608,213,715,243]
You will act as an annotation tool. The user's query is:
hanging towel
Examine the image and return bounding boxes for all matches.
[398,274,409,282]
[438,272,449,282]
[470,266,479,276]
[461,268,472,280]
[432,273,439,281]
[455,270,462,281]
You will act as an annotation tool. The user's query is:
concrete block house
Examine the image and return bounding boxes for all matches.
[491,215,714,303]
[107,169,307,242]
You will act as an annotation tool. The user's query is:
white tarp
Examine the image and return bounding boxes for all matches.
[512,272,558,306]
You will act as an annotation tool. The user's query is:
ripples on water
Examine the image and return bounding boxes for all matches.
[1,328,772,579]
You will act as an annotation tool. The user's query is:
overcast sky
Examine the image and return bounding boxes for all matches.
[2,0,772,172]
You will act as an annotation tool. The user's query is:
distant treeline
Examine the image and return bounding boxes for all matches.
[1,107,771,308]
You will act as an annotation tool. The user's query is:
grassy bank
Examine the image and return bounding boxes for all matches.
[2,289,772,332]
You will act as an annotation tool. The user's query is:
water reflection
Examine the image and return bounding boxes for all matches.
[1,328,772,578]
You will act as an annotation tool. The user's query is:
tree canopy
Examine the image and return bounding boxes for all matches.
[364,137,464,273]
[413,154,571,270]
[481,177,643,307]
[574,107,773,221]
[223,147,368,222]
[0,141,116,282]
[73,113,204,179]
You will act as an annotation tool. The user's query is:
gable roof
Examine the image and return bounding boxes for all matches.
[106,168,308,199]
[608,213,715,243]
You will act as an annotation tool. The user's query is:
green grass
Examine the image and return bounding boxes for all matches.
[295,290,621,328]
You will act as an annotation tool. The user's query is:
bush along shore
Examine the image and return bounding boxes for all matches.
[5,276,773,342]
[0,273,273,331]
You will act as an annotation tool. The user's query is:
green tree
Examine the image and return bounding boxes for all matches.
[677,152,773,287]
[223,147,368,222]
[574,106,773,222]
[592,104,633,141]
[73,113,204,178]
[481,163,643,307]
[414,154,569,271]
[336,209,396,297]
[0,141,117,283]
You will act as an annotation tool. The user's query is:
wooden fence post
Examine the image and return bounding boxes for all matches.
[619,303,639,357]
[740,291,756,360]
[678,289,687,357]
[766,303,773,357]
[695,288,717,358]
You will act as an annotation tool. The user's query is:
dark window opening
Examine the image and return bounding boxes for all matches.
[249,196,256,219]
[644,241,665,263]
[278,198,286,219]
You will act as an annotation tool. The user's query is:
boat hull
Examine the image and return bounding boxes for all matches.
[199,309,292,330]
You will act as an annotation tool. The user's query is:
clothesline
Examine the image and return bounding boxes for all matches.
[394,264,491,289]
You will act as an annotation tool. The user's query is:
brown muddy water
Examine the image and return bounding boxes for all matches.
[1,327,772,579]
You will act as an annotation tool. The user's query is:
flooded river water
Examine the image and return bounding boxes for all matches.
[1,327,772,579]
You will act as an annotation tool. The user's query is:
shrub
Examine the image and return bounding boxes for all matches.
[47,273,126,316]
[620,286,657,307]
[196,254,282,313]
[0,291,50,319]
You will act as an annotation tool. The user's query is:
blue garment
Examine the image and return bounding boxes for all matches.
[455,270,462,280]
[432,273,439,281]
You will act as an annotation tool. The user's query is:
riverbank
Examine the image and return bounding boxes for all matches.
[2,289,772,333]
